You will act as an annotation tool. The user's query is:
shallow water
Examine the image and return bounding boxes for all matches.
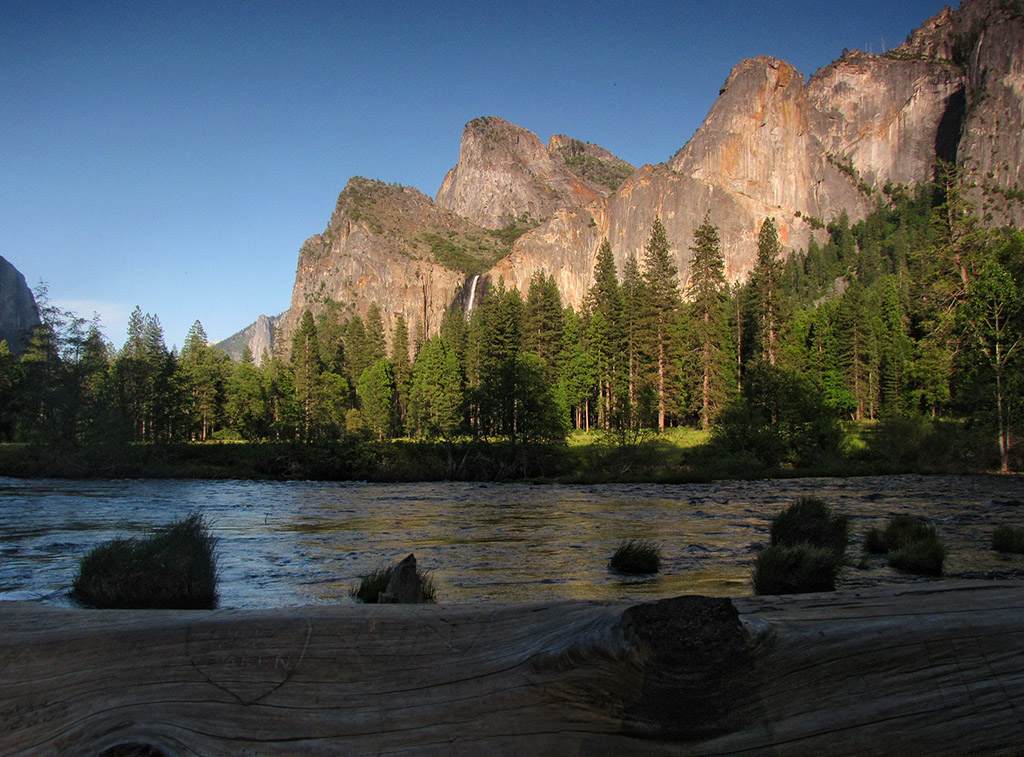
[1,474,1023,608]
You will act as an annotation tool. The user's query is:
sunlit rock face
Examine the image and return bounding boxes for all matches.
[263,0,1021,350]
[807,52,965,190]
[216,313,281,366]
[277,178,475,355]
[487,0,1023,310]
[434,116,615,229]
[0,255,39,354]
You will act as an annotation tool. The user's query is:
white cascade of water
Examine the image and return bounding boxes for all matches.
[465,274,481,315]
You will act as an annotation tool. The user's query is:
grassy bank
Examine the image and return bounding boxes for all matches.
[0,418,1014,482]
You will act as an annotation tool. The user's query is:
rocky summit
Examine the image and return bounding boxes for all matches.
[221,0,1023,358]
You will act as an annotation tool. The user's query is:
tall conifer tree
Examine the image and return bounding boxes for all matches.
[640,217,681,431]
[686,213,730,430]
[752,217,784,366]
[587,238,624,428]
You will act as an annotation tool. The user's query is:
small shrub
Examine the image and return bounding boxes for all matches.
[609,539,662,574]
[753,544,843,595]
[888,537,947,576]
[770,497,849,554]
[992,525,1024,554]
[71,513,218,609]
[350,562,437,603]
[883,515,936,550]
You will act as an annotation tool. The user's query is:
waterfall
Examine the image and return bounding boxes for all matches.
[465,274,481,315]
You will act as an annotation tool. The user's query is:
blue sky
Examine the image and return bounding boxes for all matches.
[2,0,948,349]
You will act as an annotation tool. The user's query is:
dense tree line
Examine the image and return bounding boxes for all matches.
[1,166,1021,470]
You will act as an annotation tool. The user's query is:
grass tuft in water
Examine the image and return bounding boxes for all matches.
[888,537,947,576]
[770,497,849,553]
[862,514,946,576]
[992,525,1024,554]
[881,515,936,551]
[752,544,843,595]
[609,539,662,574]
[71,512,218,609]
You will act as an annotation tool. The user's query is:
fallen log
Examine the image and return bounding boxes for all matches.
[1,580,1022,755]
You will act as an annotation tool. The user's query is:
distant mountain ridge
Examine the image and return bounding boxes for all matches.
[218,0,1023,361]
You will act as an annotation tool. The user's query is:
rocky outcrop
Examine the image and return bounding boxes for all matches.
[215,313,281,365]
[491,0,1022,310]
[255,0,1021,354]
[276,177,511,353]
[941,1,1023,226]
[435,117,626,228]
[547,134,636,191]
[0,255,39,354]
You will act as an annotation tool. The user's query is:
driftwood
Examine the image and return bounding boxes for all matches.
[1,580,1023,755]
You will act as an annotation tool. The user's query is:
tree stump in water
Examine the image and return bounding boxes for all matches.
[1,580,1023,755]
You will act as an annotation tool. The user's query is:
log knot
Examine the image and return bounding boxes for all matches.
[619,595,753,740]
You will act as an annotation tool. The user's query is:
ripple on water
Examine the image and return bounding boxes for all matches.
[2,475,1024,607]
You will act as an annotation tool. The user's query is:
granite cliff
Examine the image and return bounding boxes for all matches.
[277,177,520,352]
[225,0,1022,357]
[434,117,632,228]
[0,255,39,354]
[216,313,281,365]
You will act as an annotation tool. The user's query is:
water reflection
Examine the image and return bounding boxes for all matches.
[1,475,1023,608]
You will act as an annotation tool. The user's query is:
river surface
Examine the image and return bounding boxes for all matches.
[2,474,1023,608]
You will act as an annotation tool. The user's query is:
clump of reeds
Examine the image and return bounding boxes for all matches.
[609,539,662,575]
[752,544,843,595]
[992,525,1024,554]
[71,512,218,609]
[754,497,848,595]
[770,496,850,553]
[863,514,946,576]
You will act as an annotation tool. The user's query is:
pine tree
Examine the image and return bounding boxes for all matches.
[587,239,624,428]
[180,320,223,441]
[561,308,596,430]
[524,270,564,380]
[357,358,396,440]
[410,335,463,440]
[466,281,522,439]
[390,313,412,436]
[291,310,323,440]
[751,217,785,366]
[640,217,681,431]
[686,212,731,430]
[113,308,175,442]
[877,275,911,416]
[343,316,371,390]
[225,350,269,440]
[365,304,387,365]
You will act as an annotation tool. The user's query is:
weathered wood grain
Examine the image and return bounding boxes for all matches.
[1,581,1022,755]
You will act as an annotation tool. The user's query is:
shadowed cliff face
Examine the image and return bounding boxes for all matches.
[956,12,1024,227]
[0,256,39,354]
[257,0,1021,351]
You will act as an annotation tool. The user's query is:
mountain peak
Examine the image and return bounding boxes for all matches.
[434,117,625,229]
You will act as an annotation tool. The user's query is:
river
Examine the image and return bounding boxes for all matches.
[2,474,1023,608]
